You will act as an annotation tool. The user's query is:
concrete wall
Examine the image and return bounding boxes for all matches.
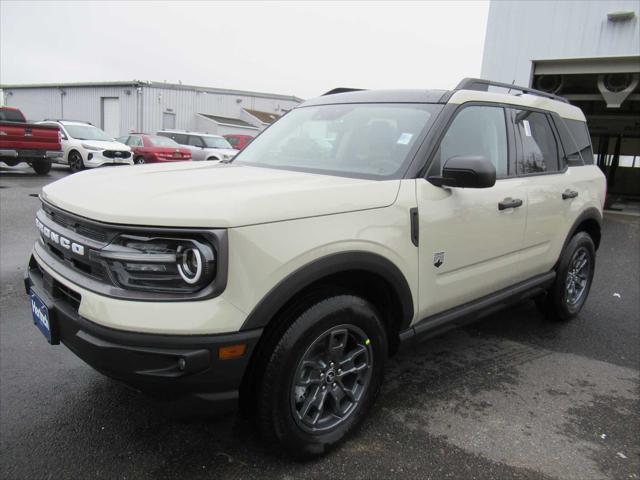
[481,0,640,85]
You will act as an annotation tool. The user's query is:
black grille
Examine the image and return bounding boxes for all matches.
[45,208,107,242]
[102,150,131,159]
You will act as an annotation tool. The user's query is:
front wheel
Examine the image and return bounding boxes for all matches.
[257,295,387,458]
[537,232,596,321]
[133,156,145,165]
[68,151,84,173]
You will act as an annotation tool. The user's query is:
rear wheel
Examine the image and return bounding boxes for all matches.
[537,232,595,321]
[68,151,84,173]
[257,295,387,458]
[31,161,52,175]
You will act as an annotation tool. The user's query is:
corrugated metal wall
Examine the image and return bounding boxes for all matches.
[3,84,299,137]
[140,86,298,134]
[481,0,640,85]
[4,85,139,134]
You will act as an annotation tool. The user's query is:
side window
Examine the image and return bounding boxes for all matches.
[513,110,560,174]
[116,136,129,145]
[188,135,204,147]
[227,137,239,147]
[173,134,187,145]
[433,106,509,178]
[564,119,594,165]
[129,136,143,147]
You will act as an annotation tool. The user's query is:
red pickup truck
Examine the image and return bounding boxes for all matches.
[0,107,63,175]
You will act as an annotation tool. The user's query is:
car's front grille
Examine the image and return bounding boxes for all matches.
[44,205,107,242]
[102,150,131,159]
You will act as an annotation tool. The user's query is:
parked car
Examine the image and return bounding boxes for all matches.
[25,78,605,458]
[0,107,62,175]
[157,130,238,161]
[116,134,192,164]
[37,120,133,173]
[224,134,254,151]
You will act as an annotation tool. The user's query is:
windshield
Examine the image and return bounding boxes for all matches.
[149,135,179,147]
[202,136,233,149]
[234,103,441,178]
[65,124,112,141]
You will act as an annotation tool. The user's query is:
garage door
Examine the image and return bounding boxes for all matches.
[101,97,120,138]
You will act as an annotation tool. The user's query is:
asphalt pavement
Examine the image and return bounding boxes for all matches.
[1,164,638,480]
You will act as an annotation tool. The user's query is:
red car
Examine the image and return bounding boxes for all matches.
[117,133,192,164]
[223,134,253,151]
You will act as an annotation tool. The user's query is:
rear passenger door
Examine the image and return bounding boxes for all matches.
[506,108,576,277]
[416,104,529,319]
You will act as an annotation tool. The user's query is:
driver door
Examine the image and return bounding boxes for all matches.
[416,104,529,320]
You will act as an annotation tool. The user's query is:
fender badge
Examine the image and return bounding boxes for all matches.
[433,251,445,268]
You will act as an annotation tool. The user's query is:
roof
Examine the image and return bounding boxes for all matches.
[243,108,281,124]
[300,85,584,121]
[301,89,449,106]
[198,114,258,128]
[158,129,224,138]
[447,90,586,121]
[0,80,304,103]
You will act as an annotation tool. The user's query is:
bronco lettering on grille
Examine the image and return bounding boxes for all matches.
[36,218,86,256]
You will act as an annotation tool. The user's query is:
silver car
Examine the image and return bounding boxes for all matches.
[157,130,238,161]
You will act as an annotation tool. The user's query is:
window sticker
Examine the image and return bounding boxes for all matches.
[523,120,532,137]
[397,132,413,145]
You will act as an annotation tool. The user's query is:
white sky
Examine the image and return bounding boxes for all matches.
[0,0,489,99]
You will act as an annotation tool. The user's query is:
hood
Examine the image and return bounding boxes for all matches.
[80,139,131,151]
[42,162,401,228]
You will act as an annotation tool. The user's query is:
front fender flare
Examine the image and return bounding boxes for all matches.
[239,251,414,331]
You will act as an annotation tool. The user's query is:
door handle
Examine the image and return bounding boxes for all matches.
[498,197,523,211]
[562,189,578,200]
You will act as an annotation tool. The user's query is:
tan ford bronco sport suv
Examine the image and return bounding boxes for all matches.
[26,79,606,457]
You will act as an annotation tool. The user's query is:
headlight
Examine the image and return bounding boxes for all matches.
[97,234,216,293]
[81,143,102,151]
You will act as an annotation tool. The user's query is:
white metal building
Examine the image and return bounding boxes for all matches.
[481,0,640,203]
[0,81,303,138]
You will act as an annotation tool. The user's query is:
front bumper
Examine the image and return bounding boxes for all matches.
[84,151,133,168]
[25,254,262,411]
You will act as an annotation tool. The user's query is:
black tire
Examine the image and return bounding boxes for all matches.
[133,156,145,165]
[68,151,84,173]
[206,157,220,161]
[31,161,52,175]
[537,232,596,321]
[257,295,387,458]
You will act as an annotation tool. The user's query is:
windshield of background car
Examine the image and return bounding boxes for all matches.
[202,136,233,149]
[149,135,179,147]
[64,124,112,141]
[234,103,441,178]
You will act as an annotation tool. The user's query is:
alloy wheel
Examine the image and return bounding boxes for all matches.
[290,324,373,433]
[564,247,590,306]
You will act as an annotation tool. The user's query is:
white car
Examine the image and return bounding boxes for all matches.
[37,120,133,173]
[157,130,238,162]
[27,79,605,457]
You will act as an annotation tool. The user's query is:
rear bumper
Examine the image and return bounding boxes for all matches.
[0,149,62,160]
[24,254,262,412]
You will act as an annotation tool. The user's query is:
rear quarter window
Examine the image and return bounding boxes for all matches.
[0,108,26,122]
[563,119,594,165]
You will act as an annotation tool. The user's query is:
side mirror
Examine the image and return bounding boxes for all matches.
[429,155,496,189]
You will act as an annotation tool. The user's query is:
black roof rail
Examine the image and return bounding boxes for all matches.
[322,87,365,96]
[455,78,569,104]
